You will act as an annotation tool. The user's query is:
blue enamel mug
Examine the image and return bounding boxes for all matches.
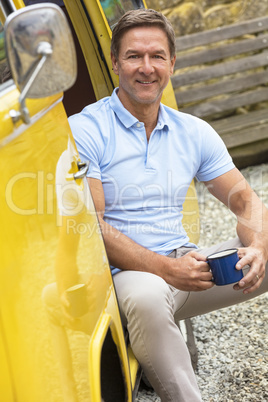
[207,248,244,286]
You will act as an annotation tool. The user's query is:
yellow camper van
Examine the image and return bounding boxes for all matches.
[0,1,199,401]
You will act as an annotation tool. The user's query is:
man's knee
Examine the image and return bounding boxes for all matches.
[114,271,174,322]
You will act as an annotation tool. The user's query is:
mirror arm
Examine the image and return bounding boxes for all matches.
[10,42,53,125]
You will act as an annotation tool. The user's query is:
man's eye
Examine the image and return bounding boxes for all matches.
[153,55,164,59]
[128,55,139,59]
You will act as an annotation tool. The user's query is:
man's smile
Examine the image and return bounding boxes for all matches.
[136,80,156,84]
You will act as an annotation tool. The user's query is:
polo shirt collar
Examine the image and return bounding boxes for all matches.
[157,103,170,131]
[110,88,170,131]
[110,88,137,128]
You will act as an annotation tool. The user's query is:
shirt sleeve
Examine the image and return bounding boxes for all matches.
[195,120,235,182]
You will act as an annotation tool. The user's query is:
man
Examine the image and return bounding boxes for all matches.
[69,8,268,402]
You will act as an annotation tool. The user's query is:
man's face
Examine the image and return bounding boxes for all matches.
[111,26,176,110]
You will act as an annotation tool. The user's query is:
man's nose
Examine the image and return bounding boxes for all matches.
[139,55,154,74]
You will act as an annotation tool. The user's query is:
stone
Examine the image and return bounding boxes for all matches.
[167,2,204,36]
[204,2,242,30]
[145,0,183,12]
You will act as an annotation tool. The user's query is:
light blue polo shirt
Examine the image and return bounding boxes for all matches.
[69,88,234,273]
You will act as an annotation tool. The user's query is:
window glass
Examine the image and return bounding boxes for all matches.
[99,0,144,29]
[0,22,12,85]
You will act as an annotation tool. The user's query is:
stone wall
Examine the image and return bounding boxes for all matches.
[146,0,268,36]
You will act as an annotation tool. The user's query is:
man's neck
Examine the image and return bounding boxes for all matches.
[116,90,160,140]
[137,106,159,141]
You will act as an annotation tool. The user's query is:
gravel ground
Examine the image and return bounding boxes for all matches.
[136,163,268,402]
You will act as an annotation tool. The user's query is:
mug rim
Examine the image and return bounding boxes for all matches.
[207,248,238,260]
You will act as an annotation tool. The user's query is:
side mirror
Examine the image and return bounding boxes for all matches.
[4,3,77,123]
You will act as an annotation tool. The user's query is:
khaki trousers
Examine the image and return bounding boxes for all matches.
[113,238,268,402]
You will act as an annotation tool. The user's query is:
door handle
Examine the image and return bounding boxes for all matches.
[74,161,89,180]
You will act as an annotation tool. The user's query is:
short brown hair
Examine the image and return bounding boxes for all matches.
[111,9,175,59]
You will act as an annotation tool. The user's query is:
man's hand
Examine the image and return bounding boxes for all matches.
[165,251,214,292]
[233,246,266,294]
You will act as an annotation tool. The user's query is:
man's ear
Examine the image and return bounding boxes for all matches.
[111,52,119,75]
[170,55,176,75]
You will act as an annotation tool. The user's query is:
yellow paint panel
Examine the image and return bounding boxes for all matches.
[0,89,106,400]
[0,84,133,400]
[0,321,14,401]
[0,96,71,401]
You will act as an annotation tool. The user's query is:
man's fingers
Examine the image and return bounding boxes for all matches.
[233,271,264,293]
[200,271,213,281]
[190,251,207,262]
[200,263,210,272]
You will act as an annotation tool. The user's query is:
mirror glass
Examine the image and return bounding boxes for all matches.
[4,4,77,98]
[100,0,145,29]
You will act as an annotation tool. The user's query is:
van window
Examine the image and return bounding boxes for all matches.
[100,0,144,29]
[0,22,12,86]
